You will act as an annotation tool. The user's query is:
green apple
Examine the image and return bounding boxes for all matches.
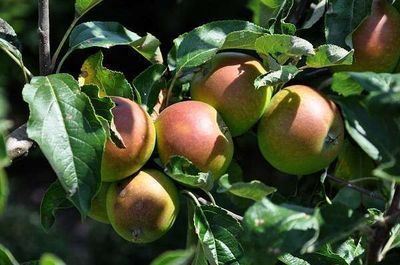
[258,85,344,175]
[191,52,272,136]
[155,101,234,179]
[106,169,179,243]
[88,182,110,224]
[101,97,156,182]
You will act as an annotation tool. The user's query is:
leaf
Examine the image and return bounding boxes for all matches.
[267,0,296,35]
[132,64,167,114]
[75,0,103,17]
[0,244,19,265]
[40,181,73,231]
[325,0,373,48]
[221,30,265,50]
[164,156,214,191]
[39,254,65,265]
[79,51,134,99]
[255,34,314,64]
[81,84,125,148]
[254,65,300,89]
[332,187,362,210]
[68,21,162,64]
[306,45,353,68]
[247,0,279,28]
[301,0,327,29]
[172,20,268,71]
[217,174,276,201]
[242,198,320,263]
[194,205,244,265]
[23,74,106,215]
[150,248,195,265]
[0,169,8,215]
[279,253,310,265]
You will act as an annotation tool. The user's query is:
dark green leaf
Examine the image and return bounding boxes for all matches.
[23,74,106,215]
[164,156,214,191]
[194,205,243,265]
[301,0,327,29]
[332,187,362,210]
[0,169,8,215]
[254,65,300,89]
[325,0,373,48]
[69,21,162,64]
[132,64,167,114]
[217,174,276,201]
[247,0,279,28]
[306,45,353,68]
[150,248,194,265]
[267,0,296,35]
[75,0,103,16]
[79,51,134,99]
[39,254,65,265]
[255,34,314,64]
[172,20,268,71]
[0,244,19,265]
[40,181,73,231]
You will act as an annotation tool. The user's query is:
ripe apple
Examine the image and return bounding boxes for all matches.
[102,97,156,182]
[155,101,234,179]
[88,182,110,224]
[191,52,271,136]
[257,85,344,175]
[338,0,400,72]
[106,169,179,243]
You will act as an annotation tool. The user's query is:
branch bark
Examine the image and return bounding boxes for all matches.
[38,0,51,75]
[367,185,400,264]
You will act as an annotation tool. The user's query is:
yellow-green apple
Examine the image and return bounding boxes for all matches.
[257,85,344,175]
[155,101,234,179]
[106,169,179,243]
[102,97,156,182]
[191,52,272,136]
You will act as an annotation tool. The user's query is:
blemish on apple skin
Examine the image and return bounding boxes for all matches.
[132,228,142,240]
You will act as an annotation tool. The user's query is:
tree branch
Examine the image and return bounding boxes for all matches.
[367,185,400,264]
[38,0,51,75]
[5,124,35,161]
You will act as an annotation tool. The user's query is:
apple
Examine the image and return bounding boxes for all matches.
[155,101,234,179]
[191,52,271,136]
[101,97,156,182]
[88,182,110,224]
[106,169,179,243]
[257,85,344,175]
[338,0,400,72]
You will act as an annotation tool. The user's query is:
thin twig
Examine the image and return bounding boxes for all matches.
[38,0,51,75]
[367,185,400,264]
[327,174,385,201]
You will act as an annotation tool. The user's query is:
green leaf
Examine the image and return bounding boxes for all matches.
[279,253,310,265]
[217,174,276,201]
[172,20,268,71]
[68,21,162,64]
[306,45,353,68]
[132,64,167,114]
[164,156,214,191]
[242,198,319,263]
[23,74,106,215]
[0,244,19,265]
[75,0,102,17]
[0,169,8,215]
[194,205,244,265]
[150,248,194,265]
[382,224,400,254]
[267,0,296,35]
[301,0,327,29]
[247,0,279,28]
[81,84,125,148]
[221,30,265,50]
[255,34,314,64]
[192,241,208,265]
[40,181,73,231]
[254,65,300,89]
[325,0,373,48]
[332,187,362,210]
[39,254,65,265]
[79,51,134,99]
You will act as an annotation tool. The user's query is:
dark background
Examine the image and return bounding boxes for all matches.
[0,0,252,264]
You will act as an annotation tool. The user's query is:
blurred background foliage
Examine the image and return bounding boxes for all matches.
[0,0,253,264]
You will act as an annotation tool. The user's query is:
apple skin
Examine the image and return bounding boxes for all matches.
[257,85,344,175]
[191,52,272,136]
[101,97,156,182]
[338,0,400,72]
[155,101,234,179]
[106,169,179,243]
[88,182,110,224]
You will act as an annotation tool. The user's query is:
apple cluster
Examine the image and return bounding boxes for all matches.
[87,51,349,244]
